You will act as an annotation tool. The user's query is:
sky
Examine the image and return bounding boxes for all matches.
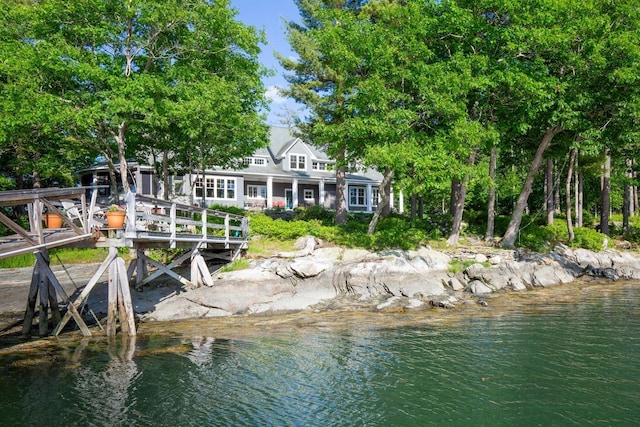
[231,0,305,126]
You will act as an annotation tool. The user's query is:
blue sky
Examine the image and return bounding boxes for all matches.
[231,0,304,126]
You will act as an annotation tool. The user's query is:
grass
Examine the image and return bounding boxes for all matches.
[0,248,132,269]
[246,237,297,258]
[447,259,490,274]
[220,258,250,272]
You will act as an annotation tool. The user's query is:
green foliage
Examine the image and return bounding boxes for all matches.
[0,248,122,269]
[293,206,335,225]
[207,204,245,216]
[516,221,607,252]
[448,259,490,274]
[571,228,606,252]
[220,258,250,273]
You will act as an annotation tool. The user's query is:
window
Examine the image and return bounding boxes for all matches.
[247,185,267,199]
[304,189,314,201]
[349,186,366,206]
[226,179,235,199]
[372,188,380,207]
[312,161,328,171]
[193,177,237,200]
[194,177,204,198]
[290,154,306,170]
[243,157,267,166]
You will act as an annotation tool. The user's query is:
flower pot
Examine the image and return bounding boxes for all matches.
[105,211,126,228]
[44,213,63,228]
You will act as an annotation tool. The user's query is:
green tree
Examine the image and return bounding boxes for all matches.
[2,0,269,198]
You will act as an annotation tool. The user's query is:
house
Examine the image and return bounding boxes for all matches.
[78,127,401,213]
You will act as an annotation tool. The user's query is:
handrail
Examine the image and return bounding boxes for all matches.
[133,194,246,221]
[124,193,249,248]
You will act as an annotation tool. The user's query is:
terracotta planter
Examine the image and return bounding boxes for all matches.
[105,211,126,228]
[44,213,63,228]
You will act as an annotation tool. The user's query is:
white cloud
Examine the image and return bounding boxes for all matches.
[265,85,288,104]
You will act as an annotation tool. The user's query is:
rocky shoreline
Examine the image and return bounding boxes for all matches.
[140,237,640,323]
[1,238,638,339]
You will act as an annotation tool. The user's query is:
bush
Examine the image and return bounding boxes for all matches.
[571,227,606,251]
[293,205,335,225]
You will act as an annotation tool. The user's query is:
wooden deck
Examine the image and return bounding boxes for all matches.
[0,188,249,258]
[0,187,250,337]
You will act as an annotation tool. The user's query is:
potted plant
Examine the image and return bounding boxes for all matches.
[43,212,63,228]
[105,204,126,228]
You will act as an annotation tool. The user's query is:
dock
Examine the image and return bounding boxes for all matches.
[0,187,249,337]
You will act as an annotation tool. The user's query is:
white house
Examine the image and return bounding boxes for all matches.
[78,127,398,212]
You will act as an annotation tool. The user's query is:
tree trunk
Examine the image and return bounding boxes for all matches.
[102,150,119,202]
[600,149,611,236]
[335,147,347,225]
[450,179,462,217]
[116,121,130,196]
[623,183,630,235]
[546,157,554,225]
[577,170,583,227]
[417,197,424,219]
[382,175,391,217]
[410,194,417,218]
[367,168,394,234]
[566,149,577,242]
[447,149,477,247]
[501,126,561,248]
[623,158,632,235]
[446,181,467,246]
[485,145,497,242]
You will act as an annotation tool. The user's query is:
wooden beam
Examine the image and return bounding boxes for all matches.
[0,211,39,246]
[37,252,91,336]
[52,249,117,336]
[136,249,194,288]
[41,199,84,235]
[116,256,136,335]
[138,251,192,288]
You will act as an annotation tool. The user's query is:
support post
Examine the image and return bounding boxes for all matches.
[106,247,137,337]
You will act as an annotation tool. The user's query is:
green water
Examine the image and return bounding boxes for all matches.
[1,282,640,426]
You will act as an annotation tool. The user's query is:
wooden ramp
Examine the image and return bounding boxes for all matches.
[0,188,249,338]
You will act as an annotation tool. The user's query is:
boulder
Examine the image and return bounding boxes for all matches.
[289,258,333,278]
[467,279,494,295]
[341,249,372,262]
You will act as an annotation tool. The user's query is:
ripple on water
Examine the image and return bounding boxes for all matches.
[1,281,640,426]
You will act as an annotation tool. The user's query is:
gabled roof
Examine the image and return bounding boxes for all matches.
[267,127,331,162]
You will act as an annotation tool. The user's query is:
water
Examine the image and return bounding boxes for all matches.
[1,282,640,426]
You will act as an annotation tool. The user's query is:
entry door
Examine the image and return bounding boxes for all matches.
[285,189,293,210]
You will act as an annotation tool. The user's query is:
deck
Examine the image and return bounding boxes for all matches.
[0,187,250,337]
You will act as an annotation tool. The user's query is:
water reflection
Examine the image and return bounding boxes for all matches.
[68,336,139,426]
[1,281,639,426]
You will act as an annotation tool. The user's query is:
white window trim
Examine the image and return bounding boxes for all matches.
[244,156,267,166]
[304,189,314,200]
[372,188,380,207]
[312,161,328,171]
[290,154,307,170]
[349,186,367,207]
[247,184,267,199]
[194,176,237,200]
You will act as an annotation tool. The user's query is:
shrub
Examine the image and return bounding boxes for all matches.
[294,205,335,225]
[571,227,606,251]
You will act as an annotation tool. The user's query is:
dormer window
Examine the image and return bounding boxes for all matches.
[312,161,328,171]
[243,157,267,166]
[290,154,306,170]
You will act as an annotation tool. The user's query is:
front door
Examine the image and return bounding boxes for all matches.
[285,189,293,210]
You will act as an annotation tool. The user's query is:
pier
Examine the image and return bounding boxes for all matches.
[0,187,249,337]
